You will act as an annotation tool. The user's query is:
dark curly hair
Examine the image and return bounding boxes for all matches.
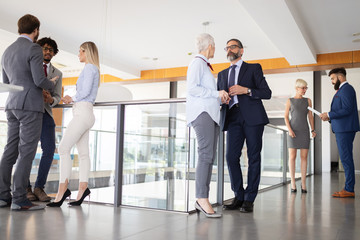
[37,37,59,55]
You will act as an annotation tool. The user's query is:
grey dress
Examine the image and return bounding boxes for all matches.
[287,98,310,149]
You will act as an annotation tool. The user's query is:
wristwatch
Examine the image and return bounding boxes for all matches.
[247,88,251,95]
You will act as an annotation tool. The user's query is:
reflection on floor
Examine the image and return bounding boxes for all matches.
[1,173,359,240]
[47,171,302,211]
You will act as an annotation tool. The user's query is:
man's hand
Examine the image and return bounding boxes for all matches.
[320,112,330,121]
[229,85,248,96]
[219,90,230,104]
[50,76,59,82]
[61,95,73,104]
[43,90,53,104]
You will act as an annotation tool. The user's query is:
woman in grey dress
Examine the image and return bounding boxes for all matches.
[284,79,316,193]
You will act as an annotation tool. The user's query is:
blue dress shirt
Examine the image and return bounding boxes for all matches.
[186,54,220,126]
[72,63,99,104]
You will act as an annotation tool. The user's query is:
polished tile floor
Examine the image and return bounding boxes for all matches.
[0,173,359,240]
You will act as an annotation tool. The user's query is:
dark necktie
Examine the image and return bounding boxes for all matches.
[195,56,214,71]
[43,64,47,77]
[229,64,237,107]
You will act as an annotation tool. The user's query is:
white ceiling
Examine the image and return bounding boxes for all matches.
[1,0,360,79]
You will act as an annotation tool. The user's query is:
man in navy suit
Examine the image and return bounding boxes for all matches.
[320,67,360,198]
[218,39,271,212]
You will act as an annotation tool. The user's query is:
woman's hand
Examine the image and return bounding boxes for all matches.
[219,90,230,104]
[61,95,73,104]
[289,130,296,138]
[311,131,317,138]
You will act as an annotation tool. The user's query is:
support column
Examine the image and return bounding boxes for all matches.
[166,81,177,210]
[313,71,322,174]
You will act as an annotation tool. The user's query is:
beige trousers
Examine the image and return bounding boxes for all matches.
[58,102,95,183]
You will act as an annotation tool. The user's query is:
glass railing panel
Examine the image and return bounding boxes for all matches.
[121,102,189,211]
[28,105,118,204]
[261,126,286,187]
[0,99,315,212]
[223,124,288,201]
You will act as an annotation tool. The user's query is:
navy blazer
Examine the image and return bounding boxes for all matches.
[217,62,272,131]
[329,82,360,133]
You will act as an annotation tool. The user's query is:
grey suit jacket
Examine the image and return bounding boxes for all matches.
[1,37,55,113]
[45,63,62,118]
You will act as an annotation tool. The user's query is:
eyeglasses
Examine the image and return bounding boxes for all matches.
[43,47,54,53]
[224,45,240,51]
[298,87,308,90]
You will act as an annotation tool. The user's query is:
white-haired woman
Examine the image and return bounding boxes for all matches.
[284,79,316,194]
[48,41,100,207]
[186,33,230,217]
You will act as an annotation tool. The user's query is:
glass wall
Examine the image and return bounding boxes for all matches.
[0,99,313,212]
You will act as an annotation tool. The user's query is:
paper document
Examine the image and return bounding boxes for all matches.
[307,107,321,116]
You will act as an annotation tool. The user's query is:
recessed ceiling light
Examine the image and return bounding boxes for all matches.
[352,32,360,37]
[202,21,210,26]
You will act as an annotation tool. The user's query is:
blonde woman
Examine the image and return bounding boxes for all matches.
[48,42,100,207]
[284,79,316,194]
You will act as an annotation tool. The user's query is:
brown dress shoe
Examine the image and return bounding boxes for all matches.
[34,187,51,202]
[26,187,38,201]
[332,189,355,198]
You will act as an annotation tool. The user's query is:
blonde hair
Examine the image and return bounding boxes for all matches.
[80,41,100,71]
[295,79,307,88]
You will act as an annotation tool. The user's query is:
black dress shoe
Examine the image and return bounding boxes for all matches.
[291,188,297,193]
[223,198,243,210]
[239,201,254,213]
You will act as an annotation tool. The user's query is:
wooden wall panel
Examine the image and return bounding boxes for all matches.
[61,50,360,86]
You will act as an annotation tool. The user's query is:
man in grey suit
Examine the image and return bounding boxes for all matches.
[26,37,62,202]
[0,14,55,211]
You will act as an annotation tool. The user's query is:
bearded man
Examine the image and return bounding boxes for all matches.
[320,67,360,198]
[217,38,272,213]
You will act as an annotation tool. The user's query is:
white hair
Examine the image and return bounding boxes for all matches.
[196,33,215,53]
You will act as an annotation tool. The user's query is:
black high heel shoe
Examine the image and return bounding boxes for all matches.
[47,189,71,207]
[301,185,307,194]
[68,188,91,206]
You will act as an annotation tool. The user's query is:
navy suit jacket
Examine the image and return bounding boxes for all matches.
[217,62,272,131]
[329,82,360,133]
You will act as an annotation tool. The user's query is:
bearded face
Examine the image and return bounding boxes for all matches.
[227,51,240,61]
[334,77,341,90]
